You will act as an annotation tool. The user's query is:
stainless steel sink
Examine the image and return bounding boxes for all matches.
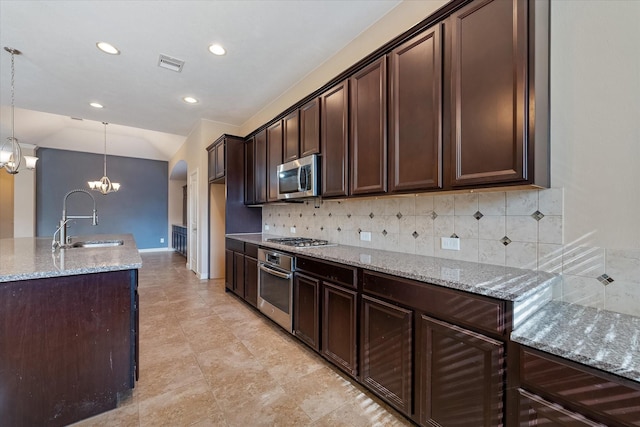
[69,239,124,248]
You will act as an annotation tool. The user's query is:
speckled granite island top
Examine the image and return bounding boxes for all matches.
[227,233,558,302]
[511,300,640,383]
[0,234,143,283]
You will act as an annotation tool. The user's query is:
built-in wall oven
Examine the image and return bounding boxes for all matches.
[257,248,294,333]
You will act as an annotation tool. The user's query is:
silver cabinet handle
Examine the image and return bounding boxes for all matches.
[259,264,291,280]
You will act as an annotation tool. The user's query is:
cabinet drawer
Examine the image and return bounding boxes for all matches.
[521,347,640,426]
[245,243,258,258]
[362,270,506,336]
[225,238,244,253]
[296,256,357,288]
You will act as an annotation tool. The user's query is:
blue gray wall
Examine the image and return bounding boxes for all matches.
[36,148,168,249]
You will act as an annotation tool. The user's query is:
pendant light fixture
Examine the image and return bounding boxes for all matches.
[88,122,120,194]
[0,47,39,174]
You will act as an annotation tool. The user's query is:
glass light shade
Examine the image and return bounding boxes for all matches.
[0,150,10,165]
[112,182,120,191]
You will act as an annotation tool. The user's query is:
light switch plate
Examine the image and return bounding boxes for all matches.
[441,237,460,251]
[290,226,296,234]
[264,224,270,231]
[360,231,372,241]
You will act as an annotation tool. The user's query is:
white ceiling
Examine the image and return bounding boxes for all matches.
[0,0,401,161]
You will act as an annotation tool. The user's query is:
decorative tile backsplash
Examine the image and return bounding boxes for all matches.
[262,188,640,317]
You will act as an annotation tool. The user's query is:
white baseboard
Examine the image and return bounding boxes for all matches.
[138,247,172,253]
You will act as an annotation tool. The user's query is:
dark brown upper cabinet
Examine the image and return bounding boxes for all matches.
[283,110,300,163]
[244,136,256,204]
[300,97,321,158]
[267,121,283,202]
[245,130,267,205]
[254,130,267,204]
[207,137,225,183]
[350,57,387,195]
[321,80,349,198]
[446,0,529,188]
[389,24,443,193]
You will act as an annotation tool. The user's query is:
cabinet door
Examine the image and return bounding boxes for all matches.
[244,137,256,205]
[389,25,442,193]
[448,0,528,187]
[322,282,357,376]
[350,57,387,195]
[233,252,245,298]
[361,295,413,415]
[321,81,349,198]
[214,141,225,180]
[283,110,300,162]
[293,273,320,351]
[267,121,283,202]
[418,315,504,427]
[225,249,234,291]
[244,256,258,307]
[254,129,267,204]
[208,147,216,182]
[300,97,320,157]
[518,389,605,427]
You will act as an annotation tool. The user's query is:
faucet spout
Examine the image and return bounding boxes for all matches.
[52,189,99,250]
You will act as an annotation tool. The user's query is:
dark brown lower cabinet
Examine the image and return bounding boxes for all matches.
[418,315,504,427]
[225,249,234,290]
[322,282,358,377]
[293,273,320,351]
[233,252,245,298]
[361,295,413,415]
[244,255,258,307]
[517,388,605,427]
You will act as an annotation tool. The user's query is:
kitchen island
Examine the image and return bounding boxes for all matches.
[0,234,141,427]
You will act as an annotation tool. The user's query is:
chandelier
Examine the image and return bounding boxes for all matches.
[88,122,121,194]
[0,47,39,174]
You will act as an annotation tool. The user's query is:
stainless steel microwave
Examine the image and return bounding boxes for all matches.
[277,154,320,200]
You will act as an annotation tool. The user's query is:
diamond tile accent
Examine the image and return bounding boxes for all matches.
[396,212,403,220]
[313,213,316,217]
[347,214,352,218]
[450,233,459,239]
[597,274,615,285]
[473,211,484,220]
[358,228,362,234]
[430,211,438,220]
[369,212,375,219]
[320,226,324,231]
[337,227,342,232]
[412,231,419,239]
[382,230,388,236]
[500,236,512,246]
[329,213,332,217]
[299,213,302,217]
[531,210,545,221]
[288,213,291,217]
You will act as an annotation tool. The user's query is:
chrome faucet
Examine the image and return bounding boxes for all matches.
[52,189,98,250]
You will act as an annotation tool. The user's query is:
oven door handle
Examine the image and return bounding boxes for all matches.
[259,264,292,280]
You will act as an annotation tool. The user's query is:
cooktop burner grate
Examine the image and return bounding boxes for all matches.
[266,237,333,247]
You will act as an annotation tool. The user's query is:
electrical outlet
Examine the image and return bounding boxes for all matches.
[160,238,164,243]
[264,224,270,231]
[441,237,460,251]
[290,226,296,234]
[360,231,371,242]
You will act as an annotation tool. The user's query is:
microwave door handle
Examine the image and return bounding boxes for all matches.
[259,264,292,280]
[297,166,304,192]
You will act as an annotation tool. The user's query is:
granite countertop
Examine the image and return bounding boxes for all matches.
[511,301,640,383]
[227,233,558,303]
[0,234,143,283]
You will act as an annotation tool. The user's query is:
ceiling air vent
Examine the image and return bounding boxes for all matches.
[158,54,185,72]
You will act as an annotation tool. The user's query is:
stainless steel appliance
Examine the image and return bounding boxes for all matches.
[257,248,295,332]
[266,237,333,247]
[276,154,319,200]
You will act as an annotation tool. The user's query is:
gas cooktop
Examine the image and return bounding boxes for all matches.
[266,237,335,247]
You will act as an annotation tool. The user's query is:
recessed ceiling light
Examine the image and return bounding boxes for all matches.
[90,102,104,109]
[183,97,198,104]
[208,44,226,56]
[96,42,120,55]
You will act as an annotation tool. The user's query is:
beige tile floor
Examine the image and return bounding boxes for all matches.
[73,252,411,427]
